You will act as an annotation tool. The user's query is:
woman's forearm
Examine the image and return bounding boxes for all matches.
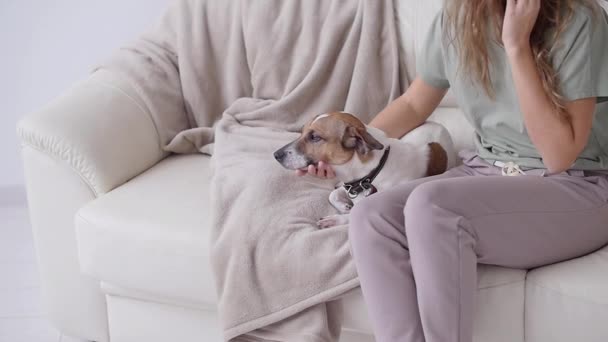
[369,95,427,139]
[369,77,448,139]
[502,0,596,173]
[507,46,580,172]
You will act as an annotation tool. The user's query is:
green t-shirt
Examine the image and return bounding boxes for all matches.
[417,6,608,170]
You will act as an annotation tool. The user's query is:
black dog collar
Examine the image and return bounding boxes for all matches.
[342,147,390,199]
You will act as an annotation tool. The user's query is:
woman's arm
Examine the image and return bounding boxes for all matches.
[507,46,596,173]
[369,77,448,138]
[503,0,596,173]
[297,77,448,178]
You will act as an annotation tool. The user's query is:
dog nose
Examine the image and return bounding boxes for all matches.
[274,150,285,161]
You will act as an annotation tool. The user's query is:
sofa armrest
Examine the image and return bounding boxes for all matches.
[17,70,169,196]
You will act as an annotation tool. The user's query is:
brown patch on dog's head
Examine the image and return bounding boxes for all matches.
[426,142,448,176]
[301,112,384,164]
[273,112,384,170]
[340,125,385,163]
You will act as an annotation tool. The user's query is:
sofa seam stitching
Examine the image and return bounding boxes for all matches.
[17,74,168,196]
[477,278,525,290]
[526,279,608,307]
[20,143,99,197]
[90,74,165,159]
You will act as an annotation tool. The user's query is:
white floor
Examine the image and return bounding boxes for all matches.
[0,205,86,342]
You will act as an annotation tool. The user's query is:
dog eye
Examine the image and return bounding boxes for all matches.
[309,132,323,142]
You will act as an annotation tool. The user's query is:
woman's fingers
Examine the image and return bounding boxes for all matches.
[308,164,317,176]
[512,0,540,13]
[294,162,336,179]
[529,0,541,12]
[318,161,333,179]
[326,165,336,179]
[502,0,540,50]
[315,162,325,179]
[317,161,325,178]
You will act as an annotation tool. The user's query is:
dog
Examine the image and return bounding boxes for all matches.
[274,111,456,228]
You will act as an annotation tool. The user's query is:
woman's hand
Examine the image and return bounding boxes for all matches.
[502,0,541,53]
[504,0,596,173]
[295,161,336,179]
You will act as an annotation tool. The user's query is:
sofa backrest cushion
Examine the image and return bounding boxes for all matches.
[394,0,475,152]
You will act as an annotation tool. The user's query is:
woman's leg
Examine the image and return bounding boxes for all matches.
[404,174,608,342]
[348,166,472,342]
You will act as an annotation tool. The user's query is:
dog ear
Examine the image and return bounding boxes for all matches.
[342,126,384,155]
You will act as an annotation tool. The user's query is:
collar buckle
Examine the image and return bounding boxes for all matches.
[342,147,390,199]
[360,178,372,189]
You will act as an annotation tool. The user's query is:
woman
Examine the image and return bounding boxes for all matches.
[298,0,608,341]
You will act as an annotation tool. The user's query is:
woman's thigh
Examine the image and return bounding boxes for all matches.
[404,173,608,268]
[350,165,473,228]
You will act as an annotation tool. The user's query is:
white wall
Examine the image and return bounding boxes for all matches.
[0,0,170,189]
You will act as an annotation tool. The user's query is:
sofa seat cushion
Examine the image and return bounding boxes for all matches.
[525,245,608,342]
[76,154,217,308]
[341,266,527,341]
[76,154,525,339]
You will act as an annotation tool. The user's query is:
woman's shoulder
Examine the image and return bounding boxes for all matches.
[553,2,607,58]
[566,2,607,34]
[554,2,608,103]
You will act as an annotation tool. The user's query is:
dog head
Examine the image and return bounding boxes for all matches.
[274,112,384,170]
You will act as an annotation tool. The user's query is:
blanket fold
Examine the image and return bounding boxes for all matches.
[99,0,405,339]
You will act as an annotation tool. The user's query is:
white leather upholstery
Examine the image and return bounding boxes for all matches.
[394,0,458,108]
[106,294,222,342]
[395,0,476,157]
[18,70,168,196]
[341,268,526,341]
[525,245,608,342]
[75,152,525,341]
[104,271,525,342]
[17,70,173,342]
[76,154,217,307]
[21,147,109,342]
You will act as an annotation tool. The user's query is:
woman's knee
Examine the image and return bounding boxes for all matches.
[404,180,451,235]
[407,179,446,208]
[349,196,401,243]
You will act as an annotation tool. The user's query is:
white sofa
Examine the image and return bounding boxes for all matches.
[17,1,608,341]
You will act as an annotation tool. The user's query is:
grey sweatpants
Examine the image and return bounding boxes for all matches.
[349,152,608,342]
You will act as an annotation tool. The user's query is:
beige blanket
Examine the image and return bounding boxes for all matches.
[98,0,405,339]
